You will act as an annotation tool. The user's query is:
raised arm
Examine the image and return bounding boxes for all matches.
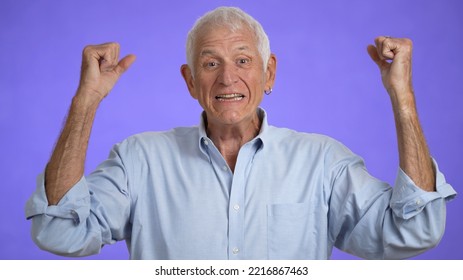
[367,36,435,191]
[45,43,136,205]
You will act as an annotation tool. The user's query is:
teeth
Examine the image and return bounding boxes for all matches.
[216,93,244,101]
[217,93,242,98]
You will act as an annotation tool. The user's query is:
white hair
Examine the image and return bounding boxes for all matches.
[186,6,271,75]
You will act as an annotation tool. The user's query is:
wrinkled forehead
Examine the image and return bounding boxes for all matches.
[194,25,258,55]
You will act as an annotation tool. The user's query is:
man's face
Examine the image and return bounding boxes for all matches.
[182,26,275,127]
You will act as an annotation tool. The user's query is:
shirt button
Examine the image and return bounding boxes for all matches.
[222,165,228,171]
[232,247,239,254]
[233,204,240,211]
[70,210,80,224]
[203,139,209,145]
[416,199,422,205]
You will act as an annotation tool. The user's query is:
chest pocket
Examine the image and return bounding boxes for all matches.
[267,202,313,259]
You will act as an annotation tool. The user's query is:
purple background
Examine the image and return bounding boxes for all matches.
[1,0,461,260]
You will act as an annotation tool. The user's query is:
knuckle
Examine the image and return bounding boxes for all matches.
[400,38,413,51]
[403,38,413,44]
[404,38,413,48]
[82,44,102,57]
[82,45,94,55]
[82,42,119,54]
[105,42,120,50]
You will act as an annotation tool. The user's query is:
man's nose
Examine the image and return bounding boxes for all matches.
[218,63,239,86]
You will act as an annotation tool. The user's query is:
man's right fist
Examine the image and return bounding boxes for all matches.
[77,42,136,104]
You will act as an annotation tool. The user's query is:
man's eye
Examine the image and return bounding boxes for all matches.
[206,61,218,67]
[238,58,250,64]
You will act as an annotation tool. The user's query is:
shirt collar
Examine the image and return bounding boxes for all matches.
[198,107,269,153]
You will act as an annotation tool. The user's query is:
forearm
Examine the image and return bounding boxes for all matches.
[45,93,99,205]
[391,92,435,192]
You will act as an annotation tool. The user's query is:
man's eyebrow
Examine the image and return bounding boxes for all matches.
[199,46,252,57]
[200,49,216,57]
[236,46,250,51]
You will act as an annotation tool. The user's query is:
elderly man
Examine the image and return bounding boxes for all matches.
[26,7,455,259]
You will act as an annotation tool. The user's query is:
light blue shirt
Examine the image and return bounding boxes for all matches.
[26,109,456,259]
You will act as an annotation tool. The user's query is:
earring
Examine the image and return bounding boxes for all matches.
[264,88,272,95]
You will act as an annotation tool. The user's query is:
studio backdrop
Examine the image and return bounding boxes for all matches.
[0,0,461,259]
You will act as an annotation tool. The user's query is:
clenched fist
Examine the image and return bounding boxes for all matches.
[77,42,136,105]
[367,36,414,108]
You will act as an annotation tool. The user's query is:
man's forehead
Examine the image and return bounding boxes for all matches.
[197,25,256,45]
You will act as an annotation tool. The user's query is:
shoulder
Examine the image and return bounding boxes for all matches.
[265,126,358,161]
[267,126,344,149]
[127,126,197,143]
[114,126,199,154]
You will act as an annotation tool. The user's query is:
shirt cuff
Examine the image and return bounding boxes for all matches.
[25,173,91,225]
[390,159,457,219]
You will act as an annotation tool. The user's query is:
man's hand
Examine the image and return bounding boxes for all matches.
[77,42,136,105]
[367,36,414,108]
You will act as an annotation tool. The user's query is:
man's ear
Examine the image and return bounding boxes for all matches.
[264,54,277,91]
[180,64,197,99]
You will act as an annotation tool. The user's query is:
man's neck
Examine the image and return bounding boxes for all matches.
[206,113,261,172]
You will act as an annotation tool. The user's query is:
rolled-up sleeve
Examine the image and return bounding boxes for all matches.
[26,174,90,225]
[390,160,456,220]
[25,140,133,257]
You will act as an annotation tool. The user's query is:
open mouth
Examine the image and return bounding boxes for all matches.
[215,93,245,101]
